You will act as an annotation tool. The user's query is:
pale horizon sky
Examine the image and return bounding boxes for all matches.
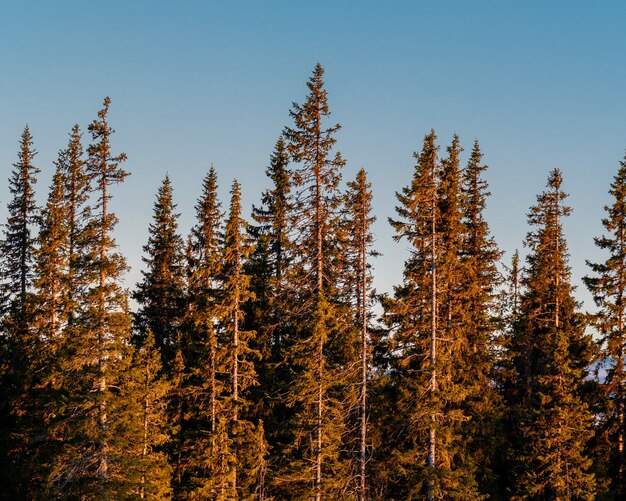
[1,1,626,314]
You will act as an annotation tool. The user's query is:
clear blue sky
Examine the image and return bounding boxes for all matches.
[1,0,625,311]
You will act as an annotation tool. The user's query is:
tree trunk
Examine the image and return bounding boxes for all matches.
[427,161,437,501]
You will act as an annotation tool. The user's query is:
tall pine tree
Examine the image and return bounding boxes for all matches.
[0,126,40,498]
[510,168,596,499]
[585,153,626,498]
[133,174,185,369]
[345,169,377,500]
[383,132,482,499]
[281,63,353,499]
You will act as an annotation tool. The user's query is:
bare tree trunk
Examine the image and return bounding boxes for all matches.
[98,179,109,482]
[359,210,368,501]
[312,134,324,501]
[427,162,437,501]
[141,362,149,499]
[616,227,626,494]
[233,295,239,495]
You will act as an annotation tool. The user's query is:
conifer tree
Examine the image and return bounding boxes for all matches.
[0,126,40,497]
[458,140,503,496]
[344,169,377,501]
[21,169,70,495]
[18,126,91,497]
[85,95,131,490]
[1,126,40,315]
[281,63,353,499]
[178,166,227,497]
[219,179,267,498]
[510,169,596,499]
[383,132,482,499]
[121,330,173,499]
[134,175,185,369]
[244,137,293,482]
[46,98,134,498]
[60,125,92,326]
[585,154,626,498]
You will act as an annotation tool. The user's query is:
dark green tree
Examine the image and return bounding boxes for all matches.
[510,169,596,499]
[218,180,267,499]
[383,132,482,499]
[584,153,626,498]
[46,98,134,498]
[133,174,185,369]
[458,140,503,497]
[344,168,377,500]
[120,330,173,499]
[244,137,294,495]
[281,63,353,499]
[178,166,227,498]
[0,126,40,498]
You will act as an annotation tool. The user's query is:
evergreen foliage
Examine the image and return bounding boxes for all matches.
[1,66,623,501]
[383,131,483,500]
[509,169,596,499]
[281,63,356,500]
[134,175,185,369]
[585,154,626,499]
[0,126,40,498]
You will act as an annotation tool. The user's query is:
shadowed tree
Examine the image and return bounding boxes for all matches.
[133,175,185,369]
[0,126,40,498]
[585,153,626,498]
[510,169,596,499]
[281,63,354,499]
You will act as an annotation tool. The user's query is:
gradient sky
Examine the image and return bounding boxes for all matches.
[1,1,625,312]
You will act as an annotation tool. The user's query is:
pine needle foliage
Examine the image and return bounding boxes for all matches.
[510,169,596,500]
[585,154,626,498]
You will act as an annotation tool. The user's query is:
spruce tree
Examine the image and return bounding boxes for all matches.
[46,98,134,498]
[281,63,353,499]
[344,168,377,500]
[178,166,227,497]
[510,168,596,499]
[584,153,626,498]
[244,137,294,487]
[383,132,482,499]
[1,125,40,314]
[22,126,92,498]
[0,126,40,497]
[121,330,173,499]
[458,140,503,497]
[133,174,185,369]
[219,179,267,499]
[21,169,70,496]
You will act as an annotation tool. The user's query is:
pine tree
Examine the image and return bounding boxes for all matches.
[510,168,596,499]
[85,95,131,491]
[0,126,40,497]
[121,331,173,499]
[281,63,353,499]
[344,169,377,501]
[219,179,266,499]
[178,166,227,497]
[458,140,503,497]
[584,153,626,498]
[244,137,294,495]
[383,132,482,499]
[61,125,92,327]
[46,98,134,498]
[1,125,40,315]
[20,168,70,496]
[133,175,185,369]
[18,125,93,498]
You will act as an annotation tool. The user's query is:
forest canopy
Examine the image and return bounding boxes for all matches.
[0,64,623,500]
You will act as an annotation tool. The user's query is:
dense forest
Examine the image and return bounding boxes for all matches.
[0,64,623,500]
